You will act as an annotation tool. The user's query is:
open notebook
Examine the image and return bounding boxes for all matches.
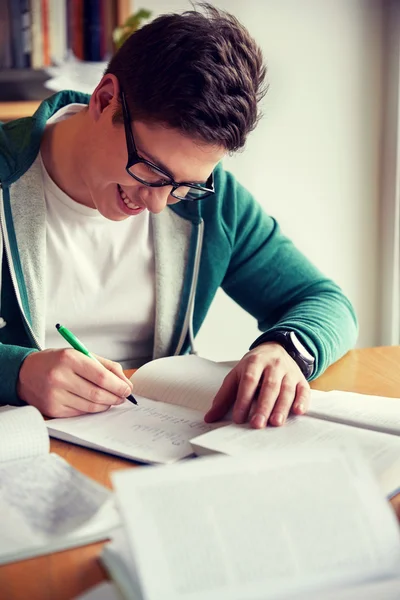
[0,405,119,565]
[47,355,400,496]
[47,356,232,464]
[108,447,400,600]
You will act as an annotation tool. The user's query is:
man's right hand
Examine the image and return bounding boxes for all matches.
[17,348,133,418]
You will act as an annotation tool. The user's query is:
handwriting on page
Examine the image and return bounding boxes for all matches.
[47,397,221,464]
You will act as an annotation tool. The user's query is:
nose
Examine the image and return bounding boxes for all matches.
[140,186,173,214]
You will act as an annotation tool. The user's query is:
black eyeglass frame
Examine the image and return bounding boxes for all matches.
[120,91,215,201]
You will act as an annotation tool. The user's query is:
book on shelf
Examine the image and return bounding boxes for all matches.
[47,354,400,498]
[0,0,130,72]
[0,404,119,566]
[104,447,400,600]
[0,0,131,101]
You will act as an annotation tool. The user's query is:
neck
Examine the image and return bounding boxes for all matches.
[40,109,94,208]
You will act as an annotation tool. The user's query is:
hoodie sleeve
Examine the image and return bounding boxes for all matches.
[216,169,358,380]
[0,344,38,406]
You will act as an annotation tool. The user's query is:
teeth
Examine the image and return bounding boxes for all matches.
[118,186,141,210]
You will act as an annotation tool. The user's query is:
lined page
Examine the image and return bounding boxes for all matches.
[113,449,400,600]
[0,405,49,463]
[309,390,400,435]
[0,453,118,565]
[190,416,400,496]
[47,397,221,464]
[130,355,232,412]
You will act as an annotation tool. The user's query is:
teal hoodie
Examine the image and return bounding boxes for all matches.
[0,91,358,405]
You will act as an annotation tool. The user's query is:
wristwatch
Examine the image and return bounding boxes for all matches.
[250,330,315,378]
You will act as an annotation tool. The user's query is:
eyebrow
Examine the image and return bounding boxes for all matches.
[136,144,208,185]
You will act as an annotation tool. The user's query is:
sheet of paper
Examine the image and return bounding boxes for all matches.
[302,577,400,600]
[47,397,221,464]
[130,355,232,412]
[113,449,400,600]
[0,453,119,565]
[0,405,49,462]
[309,390,400,434]
[74,582,122,600]
[101,529,143,600]
[102,528,400,600]
[190,415,400,496]
[45,56,108,94]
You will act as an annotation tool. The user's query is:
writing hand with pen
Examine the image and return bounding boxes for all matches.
[16,324,138,418]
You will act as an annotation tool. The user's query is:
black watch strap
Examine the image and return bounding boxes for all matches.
[250,330,315,378]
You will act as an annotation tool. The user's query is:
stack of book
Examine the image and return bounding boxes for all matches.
[0,0,129,70]
[101,447,400,599]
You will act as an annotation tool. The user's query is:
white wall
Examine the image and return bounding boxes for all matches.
[134,0,384,359]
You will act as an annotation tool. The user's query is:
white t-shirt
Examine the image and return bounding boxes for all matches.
[42,104,155,368]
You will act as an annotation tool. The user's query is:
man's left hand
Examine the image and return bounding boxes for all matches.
[204,342,311,428]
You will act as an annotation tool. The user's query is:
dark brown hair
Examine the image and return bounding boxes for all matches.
[105,3,267,152]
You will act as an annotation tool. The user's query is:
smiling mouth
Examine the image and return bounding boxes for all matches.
[117,184,142,210]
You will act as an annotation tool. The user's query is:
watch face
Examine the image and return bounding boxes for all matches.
[289,331,314,362]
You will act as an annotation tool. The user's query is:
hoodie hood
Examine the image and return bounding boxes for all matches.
[0,91,90,188]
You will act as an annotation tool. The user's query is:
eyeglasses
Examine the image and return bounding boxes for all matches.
[120,91,215,201]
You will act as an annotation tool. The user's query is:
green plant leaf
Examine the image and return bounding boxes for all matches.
[113,8,153,50]
[124,9,152,28]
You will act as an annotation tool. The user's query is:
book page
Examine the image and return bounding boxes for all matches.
[47,397,221,465]
[309,390,400,435]
[102,529,400,600]
[0,405,49,462]
[0,453,119,565]
[130,355,232,412]
[75,582,122,600]
[190,415,400,496]
[113,449,400,600]
[303,577,400,600]
[101,529,143,600]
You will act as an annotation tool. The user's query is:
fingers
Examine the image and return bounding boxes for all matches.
[233,358,264,424]
[205,345,312,429]
[17,349,133,418]
[291,381,311,415]
[204,371,238,422]
[63,372,127,407]
[93,355,134,391]
[45,391,112,418]
[61,350,132,399]
[249,365,282,428]
[251,376,310,429]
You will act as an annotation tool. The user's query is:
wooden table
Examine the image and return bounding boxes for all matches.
[1,347,400,600]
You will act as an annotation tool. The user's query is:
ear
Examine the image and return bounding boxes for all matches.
[89,74,120,121]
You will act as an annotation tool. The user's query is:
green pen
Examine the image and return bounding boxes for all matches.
[55,323,138,406]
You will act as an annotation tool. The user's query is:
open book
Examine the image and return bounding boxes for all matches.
[47,356,400,496]
[102,528,400,600]
[0,405,119,565]
[109,447,400,600]
[47,356,232,464]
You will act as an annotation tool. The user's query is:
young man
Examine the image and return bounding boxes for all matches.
[0,5,357,428]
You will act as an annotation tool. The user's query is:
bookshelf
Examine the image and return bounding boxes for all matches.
[0,0,132,119]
